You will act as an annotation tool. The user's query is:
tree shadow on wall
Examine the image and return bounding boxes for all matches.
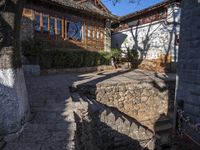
[112,7,179,73]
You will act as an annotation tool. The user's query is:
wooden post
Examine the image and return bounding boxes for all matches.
[90,19,93,49]
[102,22,105,51]
[61,19,64,46]
[65,19,68,39]
[85,19,88,49]
[81,21,85,47]
[98,21,101,50]
[48,15,50,40]
[40,13,43,33]
[94,19,97,50]
[55,18,57,41]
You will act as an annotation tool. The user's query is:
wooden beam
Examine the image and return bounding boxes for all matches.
[65,19,68,39]
[61,18,65,47]
[55,18,57,41]
[40,12,43,33]
[48,15,50,40]
[94,19,97,50]
[85,18,88,49]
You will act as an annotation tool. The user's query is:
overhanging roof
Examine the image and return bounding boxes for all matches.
[40,0,116,20]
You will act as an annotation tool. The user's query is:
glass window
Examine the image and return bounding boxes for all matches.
[43,15,48,33]
[34,14,40,32]
[100,32,103,39]
[57,19,62,36]
[50,17,55,37]
[88,26,90,38]
[67,22,82,41]
[97,31,99,39]
[93,30,95,38]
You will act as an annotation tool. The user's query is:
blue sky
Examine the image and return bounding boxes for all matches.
[102,0,164,16]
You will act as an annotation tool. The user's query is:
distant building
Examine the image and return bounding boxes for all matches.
[112,0,181,72]
[20,0,114,51]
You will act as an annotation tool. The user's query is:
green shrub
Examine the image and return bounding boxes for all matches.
[22,38,45,58]
[110,48,122,59]
[40,49,113,69]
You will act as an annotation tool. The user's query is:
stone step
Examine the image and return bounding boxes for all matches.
[156,116,171,126]
[167,111,174,122]
[155,123,172,133]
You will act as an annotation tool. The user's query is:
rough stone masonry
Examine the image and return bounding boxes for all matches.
[74,70,176,131]
[0,1,30,135]
[175,0,200,144]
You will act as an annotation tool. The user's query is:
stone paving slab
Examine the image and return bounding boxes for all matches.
[3,74,77,150]
[72,69,176,88]
[3,69,176,150]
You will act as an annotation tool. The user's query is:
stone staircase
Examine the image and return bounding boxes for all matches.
[70,77,176,150]
[154,115,173,149]
[71,91,157,150]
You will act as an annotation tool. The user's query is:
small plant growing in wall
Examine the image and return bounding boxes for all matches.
[22,38,45,64]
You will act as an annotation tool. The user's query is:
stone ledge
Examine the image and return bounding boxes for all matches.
[41,65,115,75]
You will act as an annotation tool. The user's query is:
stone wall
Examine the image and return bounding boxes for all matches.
[71,92,156,150]
[0,68,30,135]
[76,78,175,130]
[176,0,200,143]
[0,1,30,135]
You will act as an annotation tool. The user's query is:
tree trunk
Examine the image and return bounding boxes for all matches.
[0,0,30,135]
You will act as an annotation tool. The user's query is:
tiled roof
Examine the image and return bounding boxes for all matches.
[41,0,116,19]
[119,0,181,21]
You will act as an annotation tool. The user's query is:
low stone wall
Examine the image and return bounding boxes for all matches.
[138,59,176,73]
[72,93,156,150]
[76,78,175,130]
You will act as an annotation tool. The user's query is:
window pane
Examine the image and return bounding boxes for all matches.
[43,16,48,33]
[93,30,95,38]
[34,14,40,32]
[88,26,90,38]
[50,18,55,37]
[101,32,103,39]
[68,22,82,41]
[57,19,62,36]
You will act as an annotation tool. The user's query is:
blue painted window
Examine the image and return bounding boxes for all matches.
[42,15,48,33]
[50,17,55,37]
[57,19,62,36]
[67,22,82,41]
[34,14,40,32]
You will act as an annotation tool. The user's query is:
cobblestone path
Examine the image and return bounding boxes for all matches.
[3,74,78,150]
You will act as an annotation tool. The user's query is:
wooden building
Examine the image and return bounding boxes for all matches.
[20,0,115,51]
